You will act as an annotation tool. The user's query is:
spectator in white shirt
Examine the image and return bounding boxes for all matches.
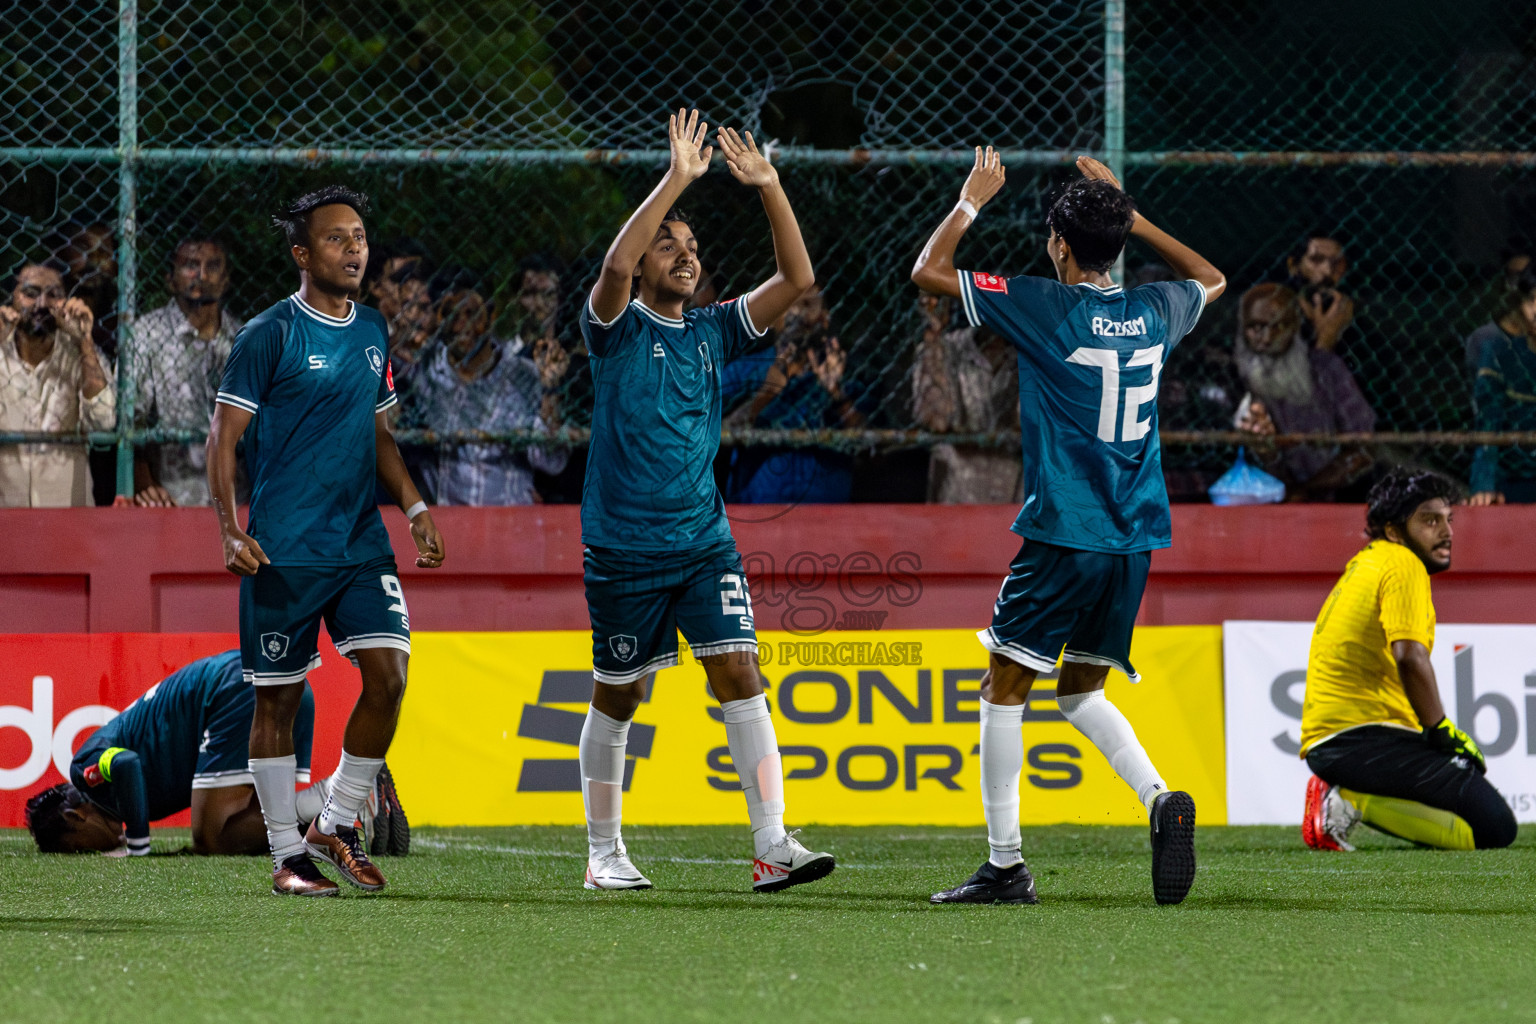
[0,259,116,506]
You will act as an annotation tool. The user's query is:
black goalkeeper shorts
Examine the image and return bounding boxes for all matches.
[1306,726,1518,849]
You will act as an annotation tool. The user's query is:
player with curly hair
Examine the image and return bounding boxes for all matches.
[1300,467,1518,851]
[915,152,1225,907]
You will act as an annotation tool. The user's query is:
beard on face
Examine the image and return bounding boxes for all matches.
[23,308,57,336]
[1233,330,1315,408]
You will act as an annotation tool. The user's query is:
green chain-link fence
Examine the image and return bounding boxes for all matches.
[2,0,1534,507]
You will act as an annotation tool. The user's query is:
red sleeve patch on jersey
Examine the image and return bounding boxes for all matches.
[972,272,1008,294]
[385,360,395,392]
[83,764,103,787]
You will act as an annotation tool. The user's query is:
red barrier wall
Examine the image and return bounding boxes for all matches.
[1,504,1533,634]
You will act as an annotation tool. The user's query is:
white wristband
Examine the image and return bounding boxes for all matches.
[404,501,428,521]
[955,199,978,220]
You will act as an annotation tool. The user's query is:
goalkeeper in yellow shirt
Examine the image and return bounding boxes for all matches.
[1300,468,1517,851]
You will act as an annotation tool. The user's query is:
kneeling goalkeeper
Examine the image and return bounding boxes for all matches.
[1300,468,1517,851]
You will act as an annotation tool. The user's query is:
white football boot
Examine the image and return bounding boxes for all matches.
[752,830,836,893]
[584,841,653,890]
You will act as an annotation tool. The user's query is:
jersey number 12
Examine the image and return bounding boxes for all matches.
[1066,344,1165,443]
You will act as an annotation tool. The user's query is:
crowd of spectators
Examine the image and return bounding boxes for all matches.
[1,222,1533,508]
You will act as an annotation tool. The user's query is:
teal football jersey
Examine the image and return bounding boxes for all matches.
[580,297,766,551]
[957,272,1208,553]
[73,651,315,823]
[217,295,396,565]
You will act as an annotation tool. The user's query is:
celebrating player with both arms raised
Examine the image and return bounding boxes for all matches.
[575,109,834,892]
[208,186,444,896]
[913,149,1226,906]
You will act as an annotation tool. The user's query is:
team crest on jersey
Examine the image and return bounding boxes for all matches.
[609,634,638,663]
[366,346,385,376]
[972,272,1008,294]
[260,632,290,662]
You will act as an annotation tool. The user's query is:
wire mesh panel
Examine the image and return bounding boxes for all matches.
[0,0,1533,506]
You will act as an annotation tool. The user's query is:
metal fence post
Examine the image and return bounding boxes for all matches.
[114,0,138,500]
[1104,0,1126,285]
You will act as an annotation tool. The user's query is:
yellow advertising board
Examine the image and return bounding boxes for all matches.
[389,627,1226,827]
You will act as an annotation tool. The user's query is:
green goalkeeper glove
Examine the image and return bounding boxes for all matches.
[1425,717,1486,774]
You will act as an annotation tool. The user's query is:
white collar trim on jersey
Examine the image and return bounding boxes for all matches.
[1074,281,1124,295]
[290,292,357,327]
[632,299,685,328]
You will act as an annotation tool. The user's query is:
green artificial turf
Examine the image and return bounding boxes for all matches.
[3,825,1535,1024]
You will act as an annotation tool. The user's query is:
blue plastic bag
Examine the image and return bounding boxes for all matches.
[1208,448,1285,505]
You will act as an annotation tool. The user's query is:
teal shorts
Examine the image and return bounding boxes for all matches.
[978,538,1150,681]
[239,556,410,685]
[584,542,758,685]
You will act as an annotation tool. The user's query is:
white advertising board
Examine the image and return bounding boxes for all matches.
[1224,622,1536,825]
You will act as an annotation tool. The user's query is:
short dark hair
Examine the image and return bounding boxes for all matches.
[169,236,225,264]
[1512,263,1536,303]
[428,264,487,304]
[517,252,564,281]
[6,256,71,294]
[1046,180,1136,274]
[25,783,74,853]
[272,185,371,249]
[1365,468,1461,540]
[1291,229,1345,262]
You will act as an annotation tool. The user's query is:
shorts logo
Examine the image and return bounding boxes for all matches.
[366,346,385,376]
[82,764,104,787]
[972,272,1008,294]
[609,634,638,663]
[260,632,290,662]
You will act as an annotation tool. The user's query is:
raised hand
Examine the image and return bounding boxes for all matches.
[959,146,1007,210]
[1075,155,1122,189]
[0,304,17,344]
[532,334,569,390]
[719,127,779,189]
[810,336,847,397]
[59,297,93,345]
[668,108,714,183]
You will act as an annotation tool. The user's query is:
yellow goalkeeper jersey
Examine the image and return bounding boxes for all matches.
[1301,539,1436,755]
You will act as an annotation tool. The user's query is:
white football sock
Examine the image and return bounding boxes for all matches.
[979,699,1025,868]
[580,706,630,859]
[317,750,384,835]
[249,754,303,869]
[1057,689,1167,811]
[721,694,787,857]
[295,776,330,825]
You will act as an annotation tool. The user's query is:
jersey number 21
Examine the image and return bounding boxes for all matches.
[1066,344,1165,443]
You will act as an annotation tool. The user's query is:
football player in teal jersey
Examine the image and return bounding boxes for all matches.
[208,185,445,896]
[575,109,833,892]
[25,650,409,859]
[915,151,1226,906]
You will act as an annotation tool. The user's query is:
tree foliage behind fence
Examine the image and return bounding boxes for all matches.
[3,0,1534,500]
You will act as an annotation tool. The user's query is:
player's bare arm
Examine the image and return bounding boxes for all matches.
[911,146,1007,298]
[375,411,444,569]
[719,126,815,329]
[206,402,268,576]
[590,108,714,323]
[1390,639,1445,726]
[1075,156,1226,301]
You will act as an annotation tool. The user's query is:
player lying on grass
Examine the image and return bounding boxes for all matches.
[208,185,445,896]
[576,109,833,893]
[1301,468,1517,851]
[24,649,409,857]
[913,150,1225,906]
